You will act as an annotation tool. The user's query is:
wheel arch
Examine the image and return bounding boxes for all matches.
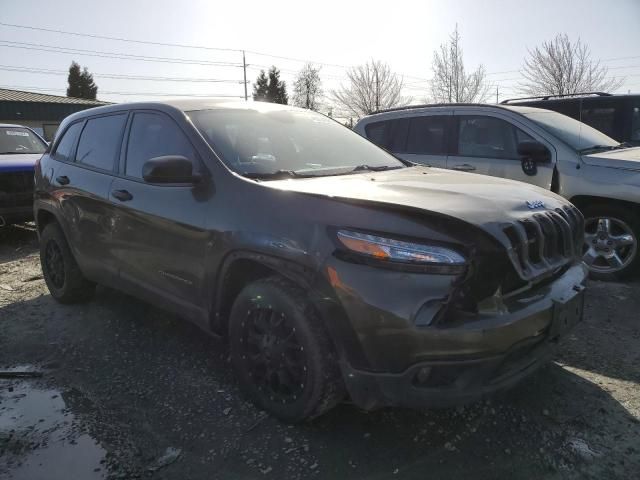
[36,208,59,235]
[569,195,640,218]
[211,251,318,335]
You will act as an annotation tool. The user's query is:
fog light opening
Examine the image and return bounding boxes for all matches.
[413,366,433,386]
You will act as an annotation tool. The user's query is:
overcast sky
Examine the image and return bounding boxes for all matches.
[2,0,639,111]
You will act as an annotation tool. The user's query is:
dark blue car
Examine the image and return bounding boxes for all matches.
[0,124,47,226]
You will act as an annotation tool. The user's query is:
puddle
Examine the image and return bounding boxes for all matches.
[0,376,106,480]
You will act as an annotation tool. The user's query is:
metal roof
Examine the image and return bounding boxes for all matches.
[0,88,109,105]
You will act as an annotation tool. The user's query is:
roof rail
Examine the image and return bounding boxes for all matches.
[500,92,613,104]
[372,102,492,115]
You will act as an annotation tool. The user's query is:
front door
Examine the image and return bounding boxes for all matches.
[109,110,209,312]
[448,113,555,190]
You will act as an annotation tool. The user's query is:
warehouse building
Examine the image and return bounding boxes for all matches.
[0,88,109,141]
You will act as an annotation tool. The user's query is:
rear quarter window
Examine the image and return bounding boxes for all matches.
[364,122,388,147]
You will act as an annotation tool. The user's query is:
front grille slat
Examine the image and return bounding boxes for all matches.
[502,205,583,280]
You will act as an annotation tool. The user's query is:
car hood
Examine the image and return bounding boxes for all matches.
[0,153,40,172]
[581,147,640,171]
[265,166,569,237]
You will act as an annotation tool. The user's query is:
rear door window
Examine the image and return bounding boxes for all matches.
[405,116,448,155]
[364,118,410,153]
[53,122,82,162]
[125,112,197,179]
[75,114,127,171]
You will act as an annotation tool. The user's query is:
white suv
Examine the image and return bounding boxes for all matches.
[354,104,640,280]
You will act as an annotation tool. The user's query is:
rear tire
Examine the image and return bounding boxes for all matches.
[229,276,344,422]
[40,222,95,303]
[581,205,639,281]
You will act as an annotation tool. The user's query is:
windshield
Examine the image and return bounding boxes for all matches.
[522,110,619,153]
[187,106,405,178]
[0,127,47,154]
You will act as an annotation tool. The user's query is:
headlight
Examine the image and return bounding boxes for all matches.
[336,230,466,265]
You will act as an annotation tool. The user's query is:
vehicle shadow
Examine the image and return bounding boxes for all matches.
[1,286,638,479]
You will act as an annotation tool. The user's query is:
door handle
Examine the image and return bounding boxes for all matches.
[55,175,70,185]
[111,189,133,202]
[451,164,476,172]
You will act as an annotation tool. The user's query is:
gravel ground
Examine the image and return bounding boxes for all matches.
[1,223,639,480]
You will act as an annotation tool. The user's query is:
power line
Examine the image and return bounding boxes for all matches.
[0,64,245,83]
[0,22,434,80]
[0,40,243,67]
[0,21,243,53]
[0,21,350,70]
[0,22,636,92]
[0,84,245,98]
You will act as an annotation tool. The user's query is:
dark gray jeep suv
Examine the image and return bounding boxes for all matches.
[34,100,587,422]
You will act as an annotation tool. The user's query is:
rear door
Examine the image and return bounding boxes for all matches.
[52,113,126,281]
[109,110,209,312]
[448,110,556,189]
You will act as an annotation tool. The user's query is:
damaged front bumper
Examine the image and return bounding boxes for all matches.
[324,259,587,410]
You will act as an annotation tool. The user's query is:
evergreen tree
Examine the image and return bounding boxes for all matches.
[66,62,83,98]
[66,61,98,100]
[253,66,288,104]
[267,66,288,105]
[252,70,269,101]
[80,67,98,100]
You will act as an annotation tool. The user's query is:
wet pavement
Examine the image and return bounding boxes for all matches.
[1,369,106,480]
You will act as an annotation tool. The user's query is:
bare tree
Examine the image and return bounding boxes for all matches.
[520,34,624,96]
[331,60,409,118]
[292,63,323,111]
[430,26,490,103]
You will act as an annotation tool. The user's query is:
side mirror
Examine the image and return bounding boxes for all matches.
[142,155,201,184]
[517,141,550,163]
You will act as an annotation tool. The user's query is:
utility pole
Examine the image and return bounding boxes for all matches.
[242,50,248,101]
[496,85,499,104]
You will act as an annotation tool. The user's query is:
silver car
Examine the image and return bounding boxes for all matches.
[355,104,640,280]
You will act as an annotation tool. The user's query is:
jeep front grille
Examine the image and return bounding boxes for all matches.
[0,172,35,208]
[503,206,584,280]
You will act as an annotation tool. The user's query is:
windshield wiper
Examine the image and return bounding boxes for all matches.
[350,164,405,172]
[0,151,36,154]
[578,145,621,154]
[242,170,310,180]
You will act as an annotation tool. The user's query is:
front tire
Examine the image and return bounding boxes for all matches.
[40,222,95,303]
[229,276,344,422]
[582,205,639,281]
